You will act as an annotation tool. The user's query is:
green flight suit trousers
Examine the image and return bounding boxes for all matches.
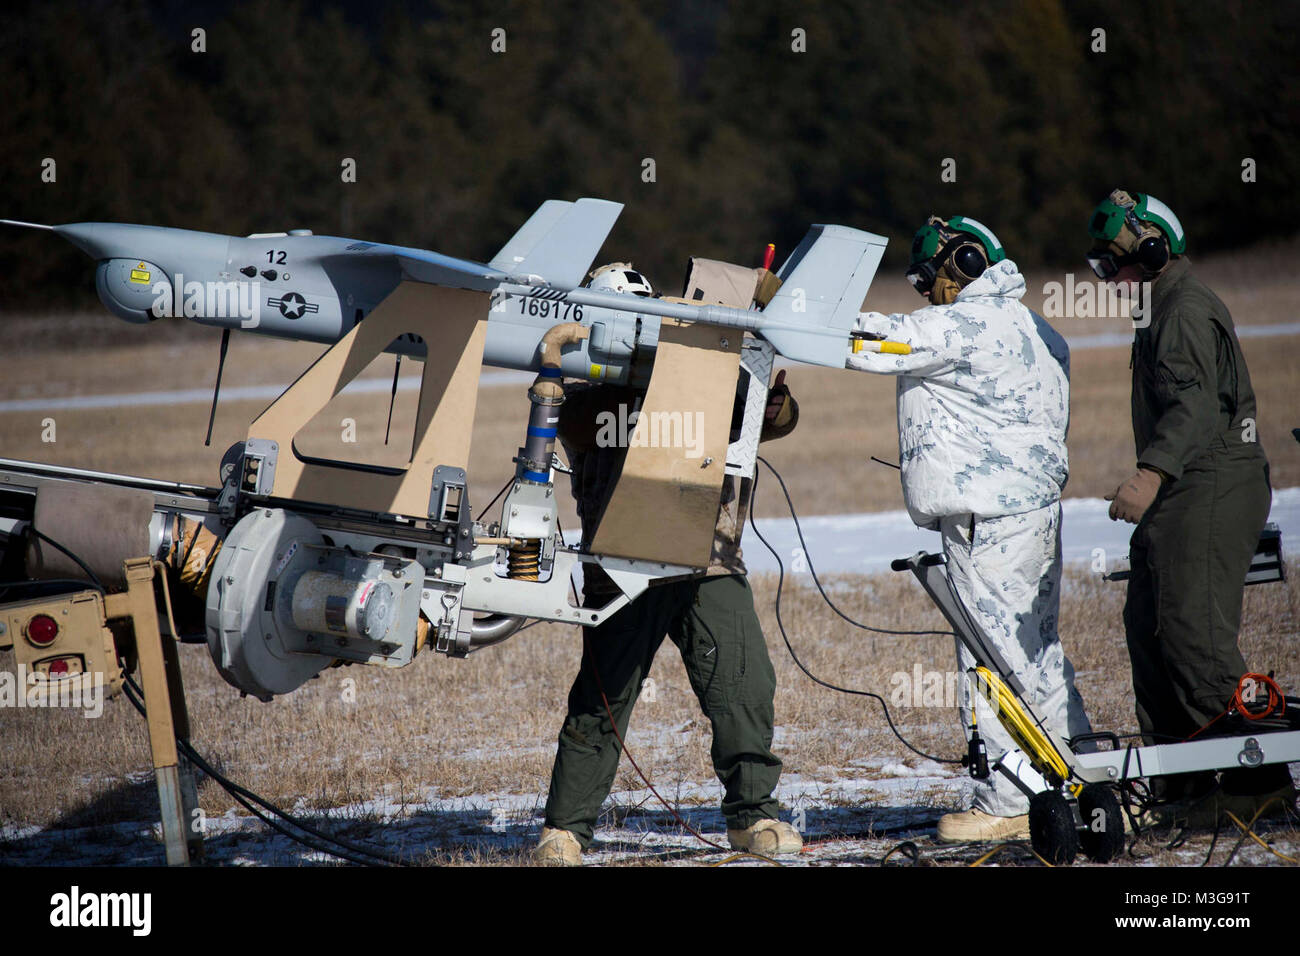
[1123,453,1268,740]
[543,573,783,849]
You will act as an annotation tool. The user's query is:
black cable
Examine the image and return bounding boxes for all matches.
[753,456,954,637]
[1111,731,1188,743]
[120,669,415,867]
[178,733,410,866]
[0,577,104,597]
[120,680,382,867]
[29,529,105,592]
[481,476,513,523]
[753,458,1090,780]
[1201,815,1223,866]
[746,471,960,766]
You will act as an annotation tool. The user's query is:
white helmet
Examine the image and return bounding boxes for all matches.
[586,262,653,296]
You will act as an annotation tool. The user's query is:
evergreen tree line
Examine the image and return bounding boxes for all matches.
[1,0,1294,307]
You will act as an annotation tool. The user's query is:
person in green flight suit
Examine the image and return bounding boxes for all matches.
[1087,189,1296,824]
[533,262,804,865]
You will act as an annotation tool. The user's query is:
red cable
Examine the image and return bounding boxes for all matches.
[587,632,727,851]
[1185,673,1285,741]
[1232,672,1285,720]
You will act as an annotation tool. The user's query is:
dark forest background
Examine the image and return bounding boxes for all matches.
[1,0,1296,307]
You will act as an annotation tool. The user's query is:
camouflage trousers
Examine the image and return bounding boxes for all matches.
[940,502,1093,816]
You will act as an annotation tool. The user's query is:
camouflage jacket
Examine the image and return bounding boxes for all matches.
[846,259,1070,529]
[1132,257,1266,481]
[558,379,797,595]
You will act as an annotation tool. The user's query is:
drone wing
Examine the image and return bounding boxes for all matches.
[489,198,623,290]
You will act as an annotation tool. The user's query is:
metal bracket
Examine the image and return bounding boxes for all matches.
[429,465,474,560]
[241,438,279,497]
[109,558,203,865]
[1238,736,1264,768]
[423,562,468,656]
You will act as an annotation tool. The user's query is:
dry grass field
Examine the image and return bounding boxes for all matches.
[1,243,1298,866]
[2,567,1297,866]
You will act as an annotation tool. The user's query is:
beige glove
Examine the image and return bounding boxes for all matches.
[1106,467,1165,523]
[761,369,799,440]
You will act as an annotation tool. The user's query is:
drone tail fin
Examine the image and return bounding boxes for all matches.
[758,224,888,368]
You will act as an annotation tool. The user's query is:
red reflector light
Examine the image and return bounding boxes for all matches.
[48,658,69,675]
[27,613,59,647]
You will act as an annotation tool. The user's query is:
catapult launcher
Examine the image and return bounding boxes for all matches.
[1,199,889,699]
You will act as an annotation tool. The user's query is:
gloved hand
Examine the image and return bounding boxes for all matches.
[1106,467,1165,523]
[762,370,799,440]
[765,370,790,424]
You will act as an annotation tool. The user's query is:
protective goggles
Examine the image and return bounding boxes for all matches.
[905,237,987,294]
[1086,247,1139,280]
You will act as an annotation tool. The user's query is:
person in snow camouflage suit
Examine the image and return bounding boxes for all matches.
[845,215,1093,844]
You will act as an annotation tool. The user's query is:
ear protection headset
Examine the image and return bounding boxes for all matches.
[906,215,1005,296]
[1130,220,1170,272]
[1087,190,1185,279]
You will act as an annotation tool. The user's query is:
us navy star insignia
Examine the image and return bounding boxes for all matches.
[267,291,318,319]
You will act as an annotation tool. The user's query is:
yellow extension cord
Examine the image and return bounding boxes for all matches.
[972,666,1076,793]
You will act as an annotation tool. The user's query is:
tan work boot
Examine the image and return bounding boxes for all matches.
[533,826,582,866]
[727,819,803,857]
[936,808,1030,843]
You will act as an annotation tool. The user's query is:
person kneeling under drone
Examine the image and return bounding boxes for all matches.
[844,216,1094,844]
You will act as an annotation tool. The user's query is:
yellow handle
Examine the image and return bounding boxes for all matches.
[852,339,912,355]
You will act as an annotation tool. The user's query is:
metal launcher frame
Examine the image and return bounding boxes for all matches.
[892,549,1300,864]
[0,263,781,863]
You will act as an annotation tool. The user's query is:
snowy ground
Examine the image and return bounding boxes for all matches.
[4,762,1296,867]
[4,490,1296,867]
[742,488,1300,577]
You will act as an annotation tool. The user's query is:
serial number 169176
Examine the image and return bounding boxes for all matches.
[522,297,584,321]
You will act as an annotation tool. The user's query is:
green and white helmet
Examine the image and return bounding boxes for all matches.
[906,215,1006,295]
[1088,190,1186,254]
[1086,189,1186,279]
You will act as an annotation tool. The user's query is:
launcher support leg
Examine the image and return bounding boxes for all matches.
[106,558,203,866]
